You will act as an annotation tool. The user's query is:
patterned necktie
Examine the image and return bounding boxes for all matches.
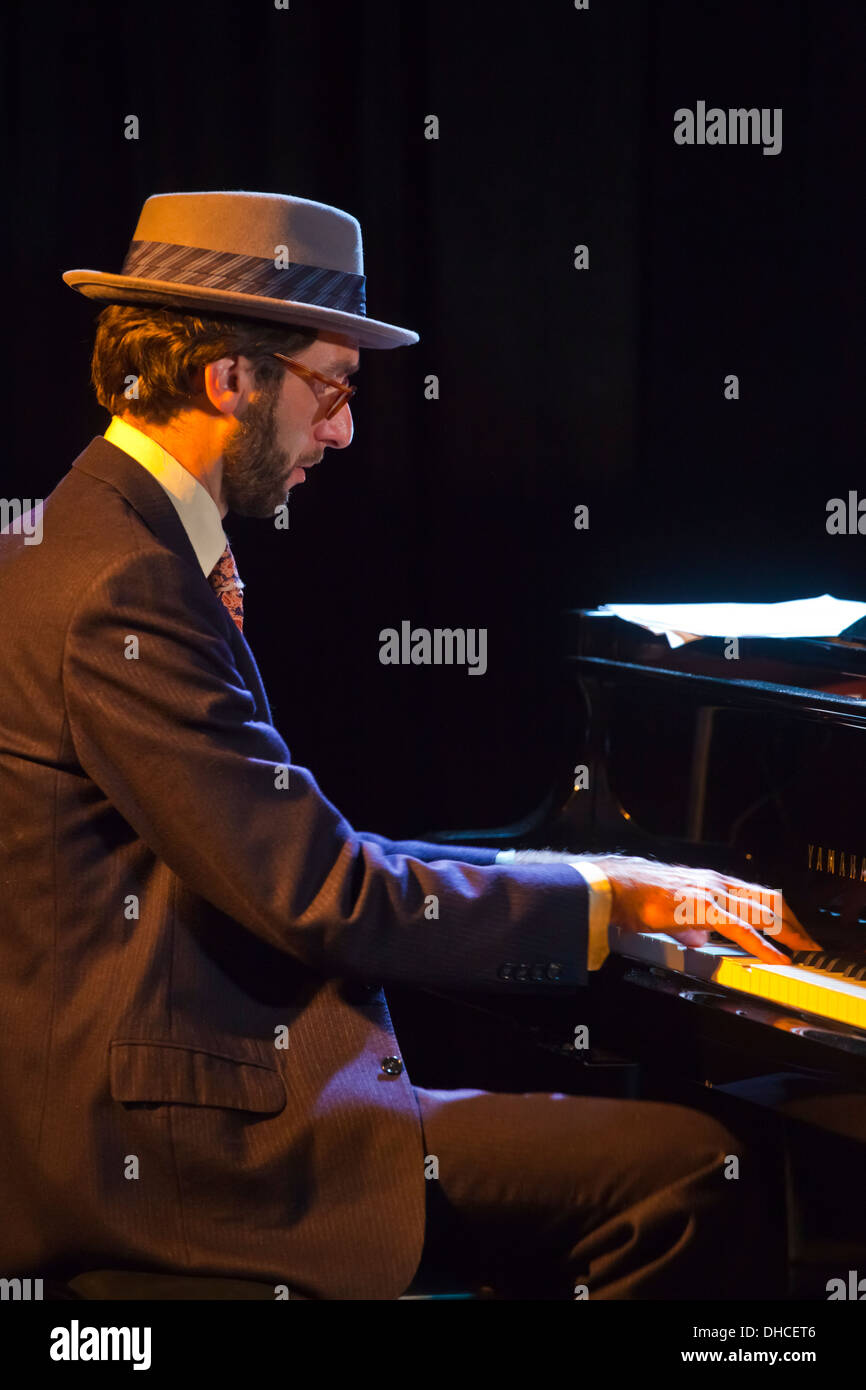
[208,540,245,633]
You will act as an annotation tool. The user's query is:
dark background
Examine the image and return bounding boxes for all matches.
[4,0,864,838]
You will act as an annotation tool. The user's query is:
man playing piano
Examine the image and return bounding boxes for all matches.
[0,191,818,1301]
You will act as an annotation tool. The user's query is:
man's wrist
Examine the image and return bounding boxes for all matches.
[568,860,613,970]
[494,848,614,971]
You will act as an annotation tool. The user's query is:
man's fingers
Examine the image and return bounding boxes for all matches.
[663,885,791,963]
[771,910,820,953]
[724,885,819,952]
[776,899,820,951]
[624,871,820,962]
[703,905,790,964]
[669,928,710,948]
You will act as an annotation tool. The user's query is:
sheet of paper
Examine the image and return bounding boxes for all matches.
[585,595,866,649]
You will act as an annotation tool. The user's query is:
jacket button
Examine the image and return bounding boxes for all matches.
[380,1055,403,1076]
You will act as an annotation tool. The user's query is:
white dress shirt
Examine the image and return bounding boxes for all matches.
[104,414,227,576]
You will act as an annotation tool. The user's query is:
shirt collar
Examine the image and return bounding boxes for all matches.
[103,415,227,577]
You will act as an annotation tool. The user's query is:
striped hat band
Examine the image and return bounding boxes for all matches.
[121,238,367,317]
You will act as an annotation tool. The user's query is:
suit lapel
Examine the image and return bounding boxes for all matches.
[71,437,273,724]
[228,626,273,724]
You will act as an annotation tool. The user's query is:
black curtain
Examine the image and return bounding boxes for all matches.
[4,0,864,834]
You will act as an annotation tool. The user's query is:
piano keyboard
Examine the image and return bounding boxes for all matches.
[608,928,866,1032]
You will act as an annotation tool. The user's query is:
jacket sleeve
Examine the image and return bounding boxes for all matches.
[62,544,588,991]
[356,832,499,867]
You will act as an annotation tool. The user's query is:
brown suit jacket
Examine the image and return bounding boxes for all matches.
[0,437,587,1298]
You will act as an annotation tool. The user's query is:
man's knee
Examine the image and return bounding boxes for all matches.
[655,1102,740,1161]
[620,1100,746,1197]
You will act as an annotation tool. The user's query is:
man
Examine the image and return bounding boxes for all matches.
[0,191,816,1300]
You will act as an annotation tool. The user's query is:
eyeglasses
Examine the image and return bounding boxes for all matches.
[271,353,358,419]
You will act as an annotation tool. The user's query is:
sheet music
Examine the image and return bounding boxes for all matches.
[585,595,866,649]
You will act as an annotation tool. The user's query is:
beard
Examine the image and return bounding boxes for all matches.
[220,375,294,518]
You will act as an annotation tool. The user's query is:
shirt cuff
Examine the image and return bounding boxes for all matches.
[567,860,613,971]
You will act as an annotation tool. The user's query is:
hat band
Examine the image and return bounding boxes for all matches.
[120,239,366,316]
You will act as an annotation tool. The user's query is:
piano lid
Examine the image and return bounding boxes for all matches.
[567,610,866,710]
[559,607,866,960]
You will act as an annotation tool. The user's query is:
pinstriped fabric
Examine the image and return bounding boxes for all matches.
[108,1039,285,1112]
[121,239,367,315]
[0,437,589,1300]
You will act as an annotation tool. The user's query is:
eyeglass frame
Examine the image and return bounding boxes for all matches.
[270,352,358,419]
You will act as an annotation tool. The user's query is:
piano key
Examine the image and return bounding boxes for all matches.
[609,928,866,1031]
[713,958,866,1029]
[608,927,748,979]
[791,951,822,967]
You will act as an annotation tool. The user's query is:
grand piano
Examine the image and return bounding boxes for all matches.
[387,610,866,1299]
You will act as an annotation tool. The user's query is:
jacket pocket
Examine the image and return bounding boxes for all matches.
[108,1039,286,1114]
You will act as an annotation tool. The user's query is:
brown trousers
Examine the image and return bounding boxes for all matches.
[410,1086,782,1299]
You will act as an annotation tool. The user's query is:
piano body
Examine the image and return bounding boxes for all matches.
[387,611,866,1298]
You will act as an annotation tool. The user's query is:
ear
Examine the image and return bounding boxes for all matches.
[202,356,250,416]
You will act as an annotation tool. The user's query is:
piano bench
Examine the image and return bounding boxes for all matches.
[44,1270,488,1301]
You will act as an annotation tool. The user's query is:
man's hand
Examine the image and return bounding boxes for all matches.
[509,850,820,965]
[595,855,820,964]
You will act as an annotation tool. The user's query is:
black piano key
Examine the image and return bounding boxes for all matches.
[790,952,866,980]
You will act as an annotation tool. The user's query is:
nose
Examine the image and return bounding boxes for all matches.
[316,400,354,449]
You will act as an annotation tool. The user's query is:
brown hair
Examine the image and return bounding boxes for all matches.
[90,302,318,425]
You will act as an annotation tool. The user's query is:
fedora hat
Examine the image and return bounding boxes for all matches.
[62,190,419,350]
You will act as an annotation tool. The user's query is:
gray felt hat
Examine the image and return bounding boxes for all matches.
[62,190,419,350]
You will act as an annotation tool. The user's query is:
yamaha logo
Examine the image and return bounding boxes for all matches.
[807,844,866,879]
